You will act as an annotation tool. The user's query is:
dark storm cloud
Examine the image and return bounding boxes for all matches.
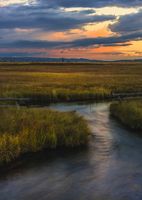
[0,40,64,48]
[39,0,142,8]
[65,32,142,48]
[102,43,132,47]
[110,10,142,33]
[0,52,43,57]
[0,5,115,31]
[1,32,141,49]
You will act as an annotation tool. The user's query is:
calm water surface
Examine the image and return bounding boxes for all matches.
[0,102,142,200]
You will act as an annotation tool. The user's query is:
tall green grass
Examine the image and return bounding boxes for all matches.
[0,107,90,165]
[110,100,142,131]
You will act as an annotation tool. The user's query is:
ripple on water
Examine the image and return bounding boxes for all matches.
[0,102,142,200]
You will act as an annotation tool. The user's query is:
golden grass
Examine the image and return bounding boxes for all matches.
[110,100,142,131]
[0,107,90,165]
[0,62,142,102]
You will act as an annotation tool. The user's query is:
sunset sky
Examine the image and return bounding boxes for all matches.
[0,0,142,60]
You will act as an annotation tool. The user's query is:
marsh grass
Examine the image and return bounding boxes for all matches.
[110,100,142,131]
[0,62,142,103]
[0,107,90,165]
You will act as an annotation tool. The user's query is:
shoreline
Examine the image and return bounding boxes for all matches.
[110,101,142,132]
[0,92,142,106]
[0,144,89,174]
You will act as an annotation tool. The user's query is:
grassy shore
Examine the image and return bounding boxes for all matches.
[0,62,142,103]
[110,100,142,131]
[0,107,90,165]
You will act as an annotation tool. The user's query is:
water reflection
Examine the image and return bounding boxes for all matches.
[0,102,142,200]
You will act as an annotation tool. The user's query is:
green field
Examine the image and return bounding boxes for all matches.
[0,107,90,165]
[0,62,142,102]
[110,100,142,131]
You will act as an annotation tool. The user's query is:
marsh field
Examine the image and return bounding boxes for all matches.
[0,107,90,165]
[0,62,142,199]
[110,100,142,131]
[0,61,142,163]
[0,62,142,102]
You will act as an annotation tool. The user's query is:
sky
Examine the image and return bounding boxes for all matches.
[0,0,142,60]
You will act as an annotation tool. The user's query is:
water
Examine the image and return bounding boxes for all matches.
[0,102,142,200]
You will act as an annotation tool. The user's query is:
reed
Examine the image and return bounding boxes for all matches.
[110,100,142,131]
[0,107,90,165]
[0,62,142,103]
